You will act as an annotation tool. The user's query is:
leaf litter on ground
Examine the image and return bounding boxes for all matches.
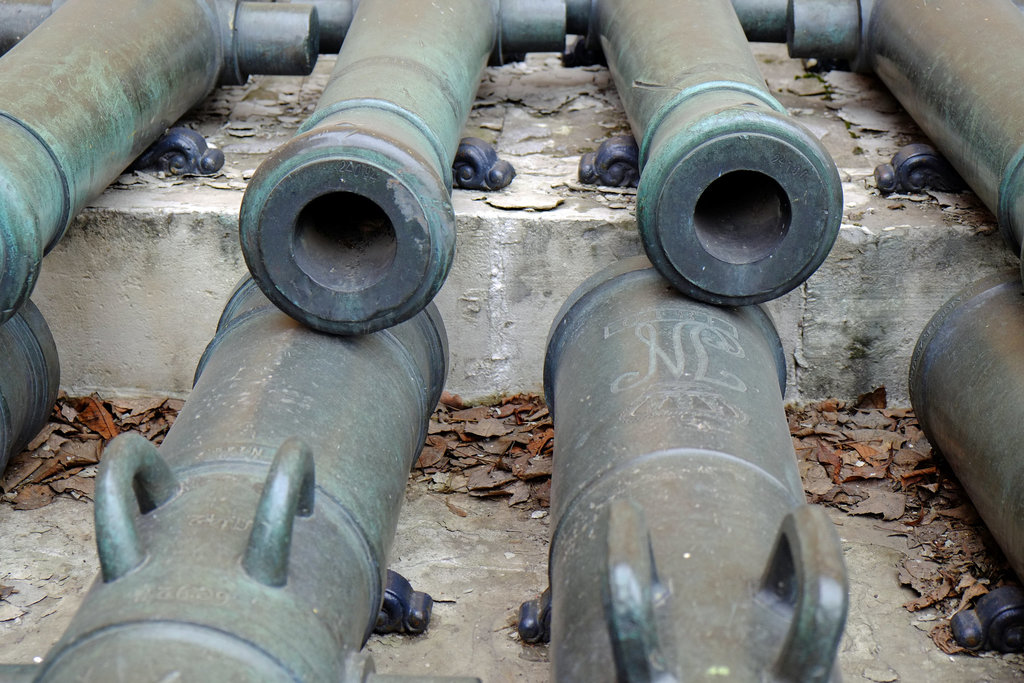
[789,386,1016,654]
[1,387,1014,655]
[1,392,182,509]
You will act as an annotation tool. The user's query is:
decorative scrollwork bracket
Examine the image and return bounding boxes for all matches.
[579,135,640,188]
[453,137,516,191]
[130,127,225,176]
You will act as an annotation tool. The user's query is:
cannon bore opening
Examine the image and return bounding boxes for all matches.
[693,171,791,265]
[293,192,398,291]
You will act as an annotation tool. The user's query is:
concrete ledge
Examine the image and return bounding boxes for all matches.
[31,47,1019,405]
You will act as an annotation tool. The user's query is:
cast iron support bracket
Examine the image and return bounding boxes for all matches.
[516,587,552,644]
[579,135,640,188]
[375,570,433,636]
[951,585,1024,653]
[874,143,966,194]
[129,127,226,176]
[453,137,516,190]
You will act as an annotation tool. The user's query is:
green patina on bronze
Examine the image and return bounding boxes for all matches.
[768,0,1024,282]
[0,0,319,324]
[910,273,1024,592]
[0,0,355,56]
[589,0,841,306]
[0,279,456,682]
[239,0,565,335]
[0,299,59,473]
[699,0,1024,288]
[856,0,1024,279]
[542,257,847,682]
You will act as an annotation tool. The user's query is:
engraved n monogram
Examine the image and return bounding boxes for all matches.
[608,310,747,394]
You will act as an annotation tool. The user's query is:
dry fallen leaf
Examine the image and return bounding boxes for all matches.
[445,498,468,517]
[49,476,96,498]
[464,418,512,439]
[0,602,25,622]
[788,396,1015,646]
[930,621,968,655]
[71,394,120,440]
[440,391,465,409]
[466,466,516,491]
[13,484,55,510]
[848,491,906,521]
[450,406,492,422]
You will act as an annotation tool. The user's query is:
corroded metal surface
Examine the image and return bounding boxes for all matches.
[304,0,356,53]
[541,258,847,681]
[0,0,318,324]
[591,0,842,305]
[0,0,349,56]
[0,279,452,681]
[786,0,862,61]
[732,0,786,41]
[859,0,1024,268]
[240,0,564,335]
[0,300,59,473]
[910,273,1024,643]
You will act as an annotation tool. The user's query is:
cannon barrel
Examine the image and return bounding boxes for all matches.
[859,0,1024,272]
[0,300,59,473]
[303,0,355,53]
[909,273,1024,590]
[541,257,847,681]
[909,273,1024,652]
[0,0,66,54]
[590,0,842,306]
[0,279,453,681]
[0,0,356,56]
[239,0,565,335]
[0,0,319,324]
[759,0,1024,278]
[702,0,1024,278]
[780,0,1024,273]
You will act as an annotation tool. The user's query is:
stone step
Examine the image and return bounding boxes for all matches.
[30,47,1017,405]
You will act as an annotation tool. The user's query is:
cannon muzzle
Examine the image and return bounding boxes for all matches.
[239,0,565,334]
[591,0,843,305]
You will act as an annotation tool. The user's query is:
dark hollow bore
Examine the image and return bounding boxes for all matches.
[693,171,791,265]
[292,192,398,292]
